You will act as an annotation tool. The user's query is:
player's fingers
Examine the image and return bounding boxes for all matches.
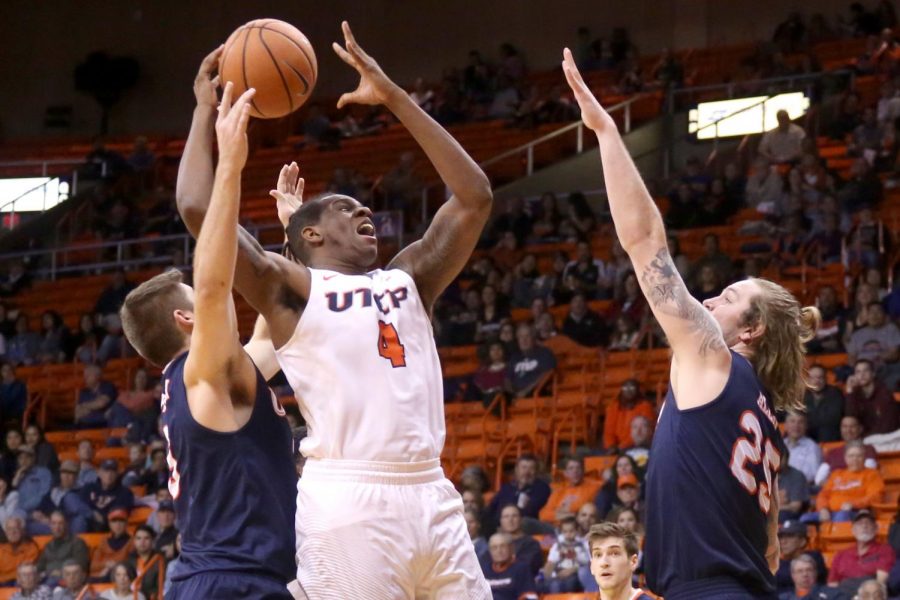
[296,177,305,198]
[563,48,589,89]
[336,92,355,109]
[342,22,370,62]
[220,81,234,114]
[276,164,290,192]
[211,75,221,89]
[232,87,256,117]
[237,102,252,132]
[332,42,356,68]
[200,45,224,76]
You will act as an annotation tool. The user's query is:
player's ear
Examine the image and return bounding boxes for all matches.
[173,309,194,333]
[302,225,323,246]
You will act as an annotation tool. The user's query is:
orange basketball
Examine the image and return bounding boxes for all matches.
[219,19,317,119]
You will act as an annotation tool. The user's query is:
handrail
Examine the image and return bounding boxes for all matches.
[0,178,70,228]
[132,553,165,600]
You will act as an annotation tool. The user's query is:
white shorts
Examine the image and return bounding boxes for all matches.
[287,457,491,600]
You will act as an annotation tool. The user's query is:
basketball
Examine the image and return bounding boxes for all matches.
[219,19,317,119]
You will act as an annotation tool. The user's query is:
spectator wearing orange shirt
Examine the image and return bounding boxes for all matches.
[816,442,885,523]
[0,515,40,585]
[602,379,655,453]
[90,510,132,582]
[539,456,602,523]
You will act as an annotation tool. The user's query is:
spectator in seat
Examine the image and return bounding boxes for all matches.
[856,579,887,600]
[153,501,177,561]
[0,516,40,585]
[562,292,606,347]
[487,454,550,524]
[690,233,735,288]
[610,474,643,520]
[0,262,31,298]
[539,456,601,524]
[804,364,845,443]
[775,521,828,593]
[815,417,878,486]
[95,315,127,365]
[11,561,51,600]
[51,559,94,600]
[759,109,806,165]
[850,108,886,158]
[1,429,24,483]
[541,515,590,593]
[779,554,842,600]
[838,162,882,216]
[136,446,168,496]
[12,446,52,515]
[99,562,145,600]
[506,323,556,399]
[162,535,181,598]
[534,312,558,342]
[36,511,89,585]
[479,532,538,600]
[129,525,160,600]
[74,365,117,429]
[497,505,543,575]
[30,460,92,536]
[594,454,643,518]
[113,368,156,423]
[652,48,684,90]
[378,152,422,212]
[783,413,822,485]
[464,508,488,563]
[472,342,508,405]
[846,359,900,435]
[75,441,97,489]
[575,502,599,539]
[563,241,604,299]
[23,426,58,475]
[828,510,894,592]
[93,270,134,318]
[847,304,900,374]
[81,460,134,532]
[120,444,146,488]
[90,510,132,582]
[623,415,652,469]
[778,449,810,523]
[606,271,648,326]
[816,442,884,523]
[0,478,20,536]
[36,311,68,365]
[7,315,41,367]
[0,364,28,425]
[586,521,654,600]
[603,379,655,454]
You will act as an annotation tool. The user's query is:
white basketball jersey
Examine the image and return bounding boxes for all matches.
[275,267,445,462]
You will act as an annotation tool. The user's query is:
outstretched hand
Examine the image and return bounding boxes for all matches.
[270,162,305,228]
[195,45,223,108]
[215,82,255,168]
[561,47,615,134]
[332,21,402,108]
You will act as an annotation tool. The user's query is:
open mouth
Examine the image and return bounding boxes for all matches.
[356,221,376,238]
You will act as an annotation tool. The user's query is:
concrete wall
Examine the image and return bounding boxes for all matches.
[0,0,856,139]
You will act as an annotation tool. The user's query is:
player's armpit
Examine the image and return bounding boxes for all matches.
[389,196,491,310]
[632,241,729,362]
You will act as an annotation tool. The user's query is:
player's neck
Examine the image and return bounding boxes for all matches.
[601,582,639,600]
[308,257,369,276]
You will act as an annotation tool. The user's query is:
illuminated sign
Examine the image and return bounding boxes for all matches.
[0,177,69,212]
[689,92,810,139]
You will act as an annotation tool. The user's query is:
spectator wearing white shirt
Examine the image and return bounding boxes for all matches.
[759,110,806,165]
[783,413,823,485]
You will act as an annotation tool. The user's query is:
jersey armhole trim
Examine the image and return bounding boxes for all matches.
[668,349,740,414]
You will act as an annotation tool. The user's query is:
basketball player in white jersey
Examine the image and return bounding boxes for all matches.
[176,21,492,599]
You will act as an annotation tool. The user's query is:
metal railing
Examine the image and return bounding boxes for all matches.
[419,93,652,223]
[0,177,71,230]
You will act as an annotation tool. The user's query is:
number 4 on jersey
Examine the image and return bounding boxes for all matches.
[378,321,407,368]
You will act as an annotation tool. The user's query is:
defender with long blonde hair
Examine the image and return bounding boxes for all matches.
[562,48,819,600]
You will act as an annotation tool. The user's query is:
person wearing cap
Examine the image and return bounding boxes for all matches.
[29,460,92,537]
[828,511,895,591]
[153,500,178,561]
[775,520,827,593]
[539,456,602,524]
[816,441,885,523]
[80,460,133,532]
[89,510,132,582]
[779,554,846,600]
[10,446,51,515]
[611,473,643,520]
[35,511,89,586]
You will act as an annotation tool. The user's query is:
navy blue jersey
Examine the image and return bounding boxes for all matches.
[644,351,783,599]
[161,351,296,584]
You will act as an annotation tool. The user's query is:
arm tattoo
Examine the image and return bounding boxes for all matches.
[640,247,726,356]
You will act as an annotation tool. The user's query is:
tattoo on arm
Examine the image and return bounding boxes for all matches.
[640,247,726,356]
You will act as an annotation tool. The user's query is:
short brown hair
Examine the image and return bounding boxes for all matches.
[120,270,192,366]
[587,522,639,557]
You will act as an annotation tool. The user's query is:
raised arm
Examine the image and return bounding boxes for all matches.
[332,22,493,309]
[183,83,259,430]
[561,49,729,375]
[175,48,309,332]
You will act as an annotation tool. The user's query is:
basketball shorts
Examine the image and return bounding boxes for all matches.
[167,570,293,599]
[288,457,491,600]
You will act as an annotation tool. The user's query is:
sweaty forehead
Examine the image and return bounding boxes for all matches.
[326,194,361,209]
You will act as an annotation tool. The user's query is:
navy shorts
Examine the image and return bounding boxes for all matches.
[167,571,292,599]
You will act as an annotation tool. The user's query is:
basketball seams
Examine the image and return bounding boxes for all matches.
[281,61,311,97]
[239,25,266,118]
[256,27,295,114]
[258,24,318,84]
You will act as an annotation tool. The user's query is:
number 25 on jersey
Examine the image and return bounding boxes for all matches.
[729,411,781,513]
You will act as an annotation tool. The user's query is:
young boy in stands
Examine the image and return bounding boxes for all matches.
[588,521,653,600]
